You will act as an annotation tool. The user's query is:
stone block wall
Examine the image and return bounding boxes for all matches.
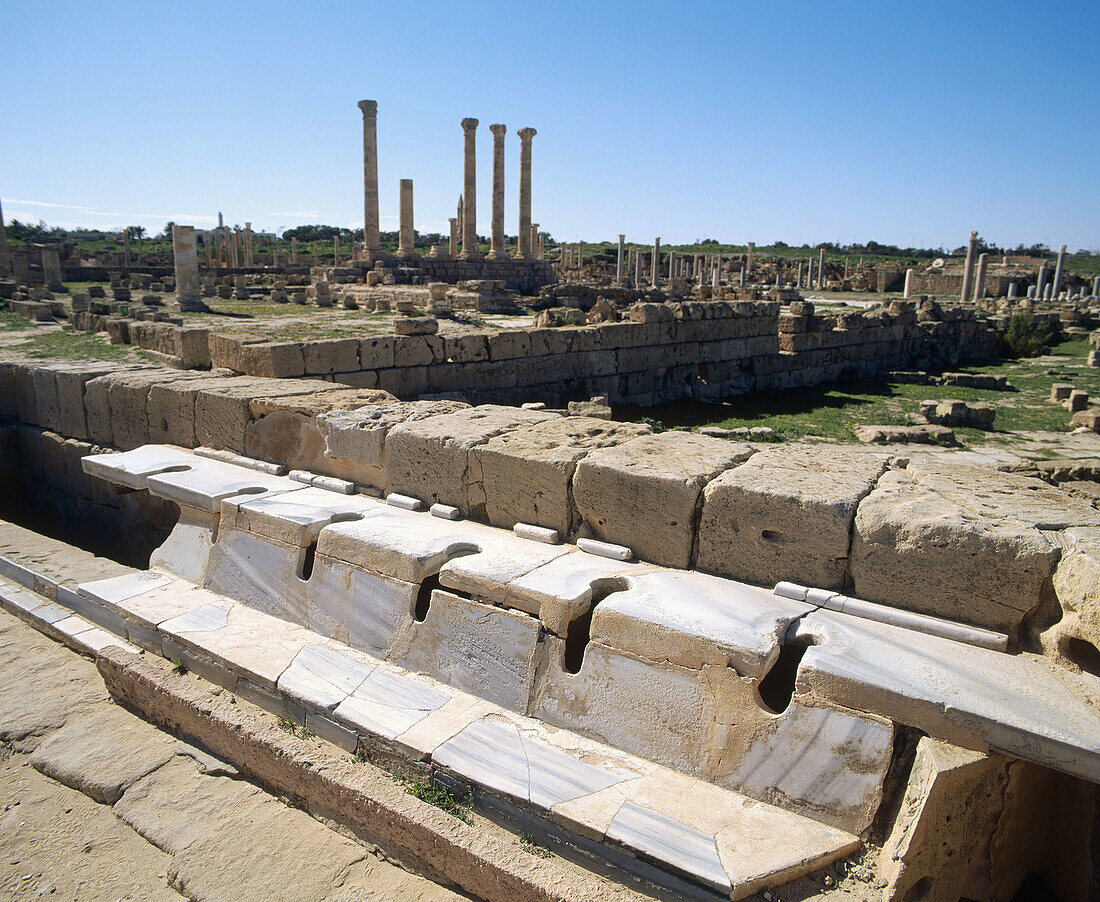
[118,300,999,408]
[3,355,1098,666]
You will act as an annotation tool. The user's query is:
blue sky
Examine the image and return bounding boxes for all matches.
[2,0,1097,250]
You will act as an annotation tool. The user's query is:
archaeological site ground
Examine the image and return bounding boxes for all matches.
[1,97,1099,902]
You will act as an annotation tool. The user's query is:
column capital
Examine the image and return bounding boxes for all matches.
[461,117,479,131]
[517,127,537,141]
[969,230,978,239]
[1059,244,1067,252]
[489,123,507,137]
[357,99,377,117]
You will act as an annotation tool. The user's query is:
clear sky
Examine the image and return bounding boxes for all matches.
[2,0,1097,251]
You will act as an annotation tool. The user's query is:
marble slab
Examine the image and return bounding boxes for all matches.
[277,643,377,713]
[792,609,1100,784]
[145,457,300,513]
[225,487,376,547]
[81,445,196,490]
[334,665,451,740]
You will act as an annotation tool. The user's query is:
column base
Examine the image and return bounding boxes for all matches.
[512,251,531,261]
[487,249,508,261]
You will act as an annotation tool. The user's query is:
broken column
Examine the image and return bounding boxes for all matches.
[1007,282,1017,299]
[290,237,297,264]
[1093,276,1099,298]
[358,100,381,257]
[651,238,661,287]
[616,234,625,281]
[461,118,479,258]
[1051,244,1067,299]
[397,179,416,258]
[634,249,642,284]
[488,123,507,259]
[903,268,914,299]
[41,247,63,291]
[960,230,978,302]
[0,198,12,277]
[516,127,536,258]
[818,247,826,289]
[448,218,458,256]
[1036,260,1048,299]
[746,242,755,279]
[973,252,988,300]
[172,225,206,312]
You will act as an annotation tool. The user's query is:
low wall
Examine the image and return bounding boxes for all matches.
[114,299,1000,407]
[2,356,1097,669]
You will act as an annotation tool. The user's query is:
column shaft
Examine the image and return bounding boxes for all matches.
[358,100,381,255]
[959,230,978,302]
[461,118,479,258]
[398,179,415,257]
[489,124,507,259]
[516,128,537,257]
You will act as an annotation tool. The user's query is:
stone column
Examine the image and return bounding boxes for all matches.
[537,230,545,260]
[807,258,814,289]
[616,234,625,281]
[232,228,241,267]
[1044,283,1053,301]
[0,198,12,277]
[204,238,212,269]
[516,127,537,258]
[651,238,661,288]
[397,179,416,257]
[530,224,539,258]
[244,222,253,266]
[818,248,826,289]
[358,100,381,257]
[903,268,914,299]
[123,231,131,271]
[1036,261,1048,299]
[1007,282,1017,299]
[973,253,988,300]
[41,247,63,291]
[448,218,459,256]
[488,124,507,259]
[1051,244,1067,299]
[460,118,479,258]
[796,261,803,289]
[746,242,754,279]
[634,249,642,284]
[1093,276,1100,299]
[291,237,297,264]
[333,236,339,264]
[959,230,978,303]
[172,225,204,310]
[578,241,585,269]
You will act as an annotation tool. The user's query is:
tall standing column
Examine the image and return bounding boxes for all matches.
[123,231,131,271]
[516,128,537,258]
[358,100,381,257]
[746,242,755,280]
[578,241,585,269]
[0,199,13,278]
[244,222,253,266]
[818,248,826,290]
[796,261,803,289]
[651,238,661,288]
[290,237,297,264]
[448,218,459,256]
[461,118,480,258]
[529,224,539,257]
[634,250,642,284]
[488,124,507,259]
[397,179,416,257]
[903,268,914,299]
[1051,244,1067,299]
[807,258,814,290]
[616,234,625,281]
[668,250,675,280]
[172,225,204,312]
[959,230,978,302]
[973,253,988,301]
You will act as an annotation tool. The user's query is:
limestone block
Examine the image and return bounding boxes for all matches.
[195,379,334,452]
[851,460,1100,634]
[488,330,531,361]
[572,432,753,568]
[697,445,888,590]
[393,334,442,367]
[384,404,557,515]
[303,338,359,375]
[395,590,542,712]
[315,399,469,489]
[443,333,489,363]
[147,375,241,448]
[358,335,394,370]
[108,369,185,450]
[239,342,305,378]
[1046,533,1100,669]
[1067,389,1089,412]
[470,416,652,535]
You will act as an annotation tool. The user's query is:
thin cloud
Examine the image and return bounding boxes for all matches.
[4,198,217,223]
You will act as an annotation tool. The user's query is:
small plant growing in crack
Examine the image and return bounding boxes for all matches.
[170,657,187,675]
[351,751,367,764]
[394,776,473,824]
[276,716,315,739]
[519,830,553,859]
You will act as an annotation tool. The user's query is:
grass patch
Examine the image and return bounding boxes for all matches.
[170,657,187,675]
[395,775,473,824]
[11,328,152,363]
[276,716,315,740]
[519,831,553,859]
[618,337,1099,444]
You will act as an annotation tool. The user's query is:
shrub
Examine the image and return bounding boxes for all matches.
[1003,313,1053,358]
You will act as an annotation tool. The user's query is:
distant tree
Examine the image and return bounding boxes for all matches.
[124,225,146,240]
[159,221,176,239]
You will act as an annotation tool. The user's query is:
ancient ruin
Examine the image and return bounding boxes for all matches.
[1,95,1098,902]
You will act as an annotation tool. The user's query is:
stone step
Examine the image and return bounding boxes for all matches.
[0,564,858,901]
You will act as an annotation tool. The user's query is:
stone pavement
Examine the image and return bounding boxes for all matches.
[0,606,464,902]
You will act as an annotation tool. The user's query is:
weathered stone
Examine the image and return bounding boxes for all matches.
[573,432,753,569]
[698,446,888,590]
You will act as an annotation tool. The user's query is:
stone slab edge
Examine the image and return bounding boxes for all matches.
[94,646,654,902]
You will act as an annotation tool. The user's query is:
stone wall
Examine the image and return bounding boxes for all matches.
[2,356,1098,666]
[372,256,556,293]
[116,299,1000,407]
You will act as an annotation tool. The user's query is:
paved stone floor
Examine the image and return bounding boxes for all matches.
[0,607,464,902]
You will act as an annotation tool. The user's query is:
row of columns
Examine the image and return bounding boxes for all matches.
[359,101,538,261]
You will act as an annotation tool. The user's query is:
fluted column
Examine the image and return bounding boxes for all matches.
[358,100,381,257]
[959,230,978,302]
[460,118,479,258]
[516,127,536,258]
[397,179,416,257]
[488,124,507,259]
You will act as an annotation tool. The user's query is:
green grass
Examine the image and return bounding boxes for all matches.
[618,337,1099,445]
[11,328,152,363]
[519,831,553,859]
[395,776,473,824]
[276,716,315,740]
